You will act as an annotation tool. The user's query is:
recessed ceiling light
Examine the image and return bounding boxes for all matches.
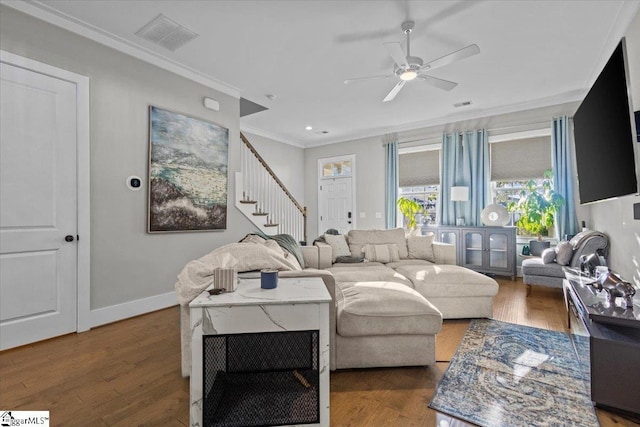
[265,94,276,101]
[305,126,313,130]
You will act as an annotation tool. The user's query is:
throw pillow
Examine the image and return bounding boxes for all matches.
[407,234,436,263]
[555,241,574,265]
[361,243,400,263]
[334,255,364,263]
[541,247,556,264]
[324,233,351,262]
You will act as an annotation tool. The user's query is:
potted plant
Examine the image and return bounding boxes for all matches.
[507,170,565,242]
[397,196,425,235]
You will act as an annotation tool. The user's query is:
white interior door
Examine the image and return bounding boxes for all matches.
[0,61,78,349]
[318,176,354,235]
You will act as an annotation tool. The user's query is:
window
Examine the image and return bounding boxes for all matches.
[490,135,552,230]
[492,179,547,208]
[322,159,351,177]
[398,185,439,225]
[398,148,440,226]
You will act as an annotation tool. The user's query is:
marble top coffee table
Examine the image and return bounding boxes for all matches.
[189,275,331,427]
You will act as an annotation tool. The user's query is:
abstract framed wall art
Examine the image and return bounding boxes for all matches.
[147,106,228,232]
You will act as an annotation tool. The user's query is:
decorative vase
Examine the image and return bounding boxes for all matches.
[529,240,550,257]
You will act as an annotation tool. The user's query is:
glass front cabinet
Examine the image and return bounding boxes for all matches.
[431,226,516,280]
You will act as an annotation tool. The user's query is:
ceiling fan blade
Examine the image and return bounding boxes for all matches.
[421,44,480,72]
[344,74,395,84]
[418,74,458,91]
[383,80,406,102]
[383,42,408,68]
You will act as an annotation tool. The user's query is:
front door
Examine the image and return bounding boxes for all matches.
[318,156,355,235]
[0,61,78,349]
[319,176,353,234]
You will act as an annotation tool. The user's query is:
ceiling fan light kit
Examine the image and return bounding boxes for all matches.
[344,20,480,102]
[400,70,417,81]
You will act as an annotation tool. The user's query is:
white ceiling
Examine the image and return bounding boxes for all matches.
[10,0,639,147]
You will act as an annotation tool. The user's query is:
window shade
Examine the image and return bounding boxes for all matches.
[399,150,440,187]
[490,136,551,181]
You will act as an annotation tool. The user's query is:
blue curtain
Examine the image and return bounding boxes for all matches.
[385,138,398,229]
[552,116,579,238]
[439,133,462,225]
[439,130,490,226]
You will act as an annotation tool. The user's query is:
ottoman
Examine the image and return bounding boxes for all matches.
[334,280,443,369]
[395,264,499,319]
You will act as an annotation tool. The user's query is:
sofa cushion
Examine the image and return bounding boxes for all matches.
[328,265,412,286]
[347,228,409,259]
[407,234,436,262]
[555,241,574,265]
[395,265,499,298]
[386,259,433,269]
[521,258,566,278]
[362,243,400,263]
[336,281,442,337]
[541,247,556,264]
[324,233,351,262]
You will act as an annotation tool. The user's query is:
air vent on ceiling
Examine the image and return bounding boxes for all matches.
[454,101,472,108]
[135,14,198,51]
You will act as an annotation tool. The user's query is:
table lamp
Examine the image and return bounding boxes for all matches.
[451,186,469,226]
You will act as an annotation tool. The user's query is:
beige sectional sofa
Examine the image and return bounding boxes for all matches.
[299,228,499,370]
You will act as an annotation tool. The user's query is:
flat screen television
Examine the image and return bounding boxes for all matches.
[573,38,639,204]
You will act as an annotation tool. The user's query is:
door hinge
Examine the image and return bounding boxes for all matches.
[320,185,323,191]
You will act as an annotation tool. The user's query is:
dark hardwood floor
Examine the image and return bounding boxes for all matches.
[0,278,636,426]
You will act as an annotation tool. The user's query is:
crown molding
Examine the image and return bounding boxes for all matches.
[1,0,241,99]
[304,89,585,148]
[240,124,305,149]
[582,1,640,90]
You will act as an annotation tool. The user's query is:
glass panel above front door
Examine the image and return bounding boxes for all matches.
[322,160,352,177]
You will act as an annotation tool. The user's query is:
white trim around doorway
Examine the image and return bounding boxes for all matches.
[1,50,91,332]
[317,154,357,236]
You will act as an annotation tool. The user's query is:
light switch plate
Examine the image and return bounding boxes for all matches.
[359,212,366,218]
[375,212,382,219]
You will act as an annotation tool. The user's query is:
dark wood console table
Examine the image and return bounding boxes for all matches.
[563,269,640,417]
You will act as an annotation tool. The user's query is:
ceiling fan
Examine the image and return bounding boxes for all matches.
[344,21,480,102]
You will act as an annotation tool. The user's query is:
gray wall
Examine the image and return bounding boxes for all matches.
[304,136,386,241]
[0,6,257,310]
[587,12,640,285]
[242,132,305,204]
[303,102,579,242]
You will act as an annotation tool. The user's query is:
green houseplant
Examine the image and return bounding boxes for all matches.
[507,170,565,237]
[397,197,425,233]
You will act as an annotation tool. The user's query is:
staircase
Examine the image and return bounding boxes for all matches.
[236,132,307,244]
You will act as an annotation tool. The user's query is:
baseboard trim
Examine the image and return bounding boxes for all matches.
[90,291,178,328]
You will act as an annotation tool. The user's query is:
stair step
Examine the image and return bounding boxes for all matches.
[264,223,279,227]
[252,212,268,216]
[240,200,257,204]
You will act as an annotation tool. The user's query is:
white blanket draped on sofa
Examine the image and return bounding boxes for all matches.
[175,240,303,376]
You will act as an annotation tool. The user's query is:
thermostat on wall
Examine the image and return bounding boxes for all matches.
[126,175,143,191]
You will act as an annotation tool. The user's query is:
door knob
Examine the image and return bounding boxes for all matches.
[65,235,75,242]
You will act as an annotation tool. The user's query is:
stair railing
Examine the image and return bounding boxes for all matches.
[240,132,307,244]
